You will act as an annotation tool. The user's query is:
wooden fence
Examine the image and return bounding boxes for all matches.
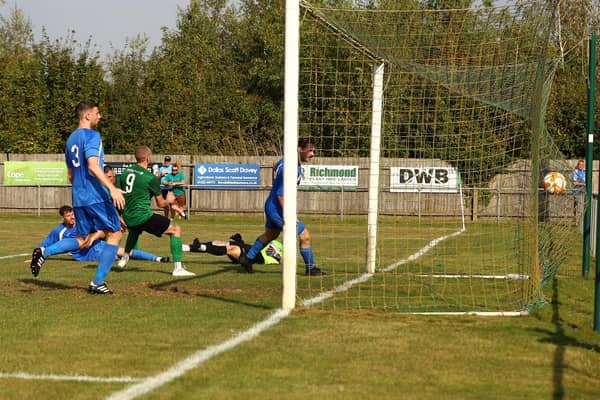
[0,154,591,220]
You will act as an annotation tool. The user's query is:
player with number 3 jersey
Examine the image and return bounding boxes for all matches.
[61,100,125,294]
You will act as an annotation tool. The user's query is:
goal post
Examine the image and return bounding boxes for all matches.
[366,62,384,274]
[282,0,300,310]
[285,0,573,313]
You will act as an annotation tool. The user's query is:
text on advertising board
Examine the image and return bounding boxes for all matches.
[390,167,459,193]
[193,163,260,189]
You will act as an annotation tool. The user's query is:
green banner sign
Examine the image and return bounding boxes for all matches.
[3,161,68,185]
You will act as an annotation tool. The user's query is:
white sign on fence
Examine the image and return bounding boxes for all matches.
[299,165,358,189]
[390,166,460,193]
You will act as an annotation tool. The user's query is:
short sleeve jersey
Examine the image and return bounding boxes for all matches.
[39,223,78,248]
[119,164,162,227]
[163,171,186,196]
[65,128,109,206]
[265,159,302,212]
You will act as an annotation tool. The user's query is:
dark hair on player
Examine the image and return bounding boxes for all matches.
[298,137,317,149]
[103,165,114,173]
[75,100,99,120]
[59,205,74,216]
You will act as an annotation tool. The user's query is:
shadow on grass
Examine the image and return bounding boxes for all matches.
[147,268,275,310]
[533,279,600,400]
[549,278,566,400]
[19,278,81,291]
[192,293,274,310]
[147,268,230,287]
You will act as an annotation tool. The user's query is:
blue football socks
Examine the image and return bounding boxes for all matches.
[131,249,158,261]
[246,238,266,260]
[300,247,315,270]
[93,243,119,285]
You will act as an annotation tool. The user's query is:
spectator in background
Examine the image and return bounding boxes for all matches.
[163,161,187,219]
[572,159,586,222]
[156,156,172,217]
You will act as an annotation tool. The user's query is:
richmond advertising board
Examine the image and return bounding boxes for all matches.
[390,166,460,193]
[299,165,358,191]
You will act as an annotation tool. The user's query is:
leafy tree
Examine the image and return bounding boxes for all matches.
[0,3,106,153]
[34,33,107,151]
[0,0,598,162]
[138,0,246,154]
[103,35,152,153]
[545,0,600,158]
[0,6,47,152]
[228,0,286,154]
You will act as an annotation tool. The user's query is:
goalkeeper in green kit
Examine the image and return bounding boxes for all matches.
[118,145,195,277]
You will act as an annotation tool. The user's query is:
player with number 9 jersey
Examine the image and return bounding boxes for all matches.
[119,164,162,227]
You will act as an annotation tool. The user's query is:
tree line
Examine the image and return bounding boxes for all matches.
[0,0,598,159]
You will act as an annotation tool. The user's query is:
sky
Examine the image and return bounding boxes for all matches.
[1,0,195,56]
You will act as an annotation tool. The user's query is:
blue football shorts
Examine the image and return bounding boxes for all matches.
[73,200,121,237]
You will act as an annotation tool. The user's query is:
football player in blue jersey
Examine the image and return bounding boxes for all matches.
[37,100,125,294]
[28,205,169,272]
[238,138,324,275]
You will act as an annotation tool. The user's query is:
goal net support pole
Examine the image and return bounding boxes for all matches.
[366,62,385,274]
[282,0,300,311]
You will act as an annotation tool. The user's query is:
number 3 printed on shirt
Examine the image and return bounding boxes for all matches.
[70,144,80,168]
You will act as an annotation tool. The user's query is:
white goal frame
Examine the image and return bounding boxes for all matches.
[282,0,385,309]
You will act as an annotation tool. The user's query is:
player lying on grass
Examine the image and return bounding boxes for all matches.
[29,205,169,277]
[188,233,282,266]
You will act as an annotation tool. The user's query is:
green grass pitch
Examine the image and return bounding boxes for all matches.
[1,213,599,399]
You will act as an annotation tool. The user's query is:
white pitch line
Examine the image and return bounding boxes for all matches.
[105,308,291,400]
[106,228,462,400]
[0,372,142,383]
[0,256,142,386]
[0,253,29,260]
[380,228,465,273]
[302,228,465,306]
[410,310,529,316]
[416,273,529,280]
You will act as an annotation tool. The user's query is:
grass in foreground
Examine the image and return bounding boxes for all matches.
[0,213,599,399]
